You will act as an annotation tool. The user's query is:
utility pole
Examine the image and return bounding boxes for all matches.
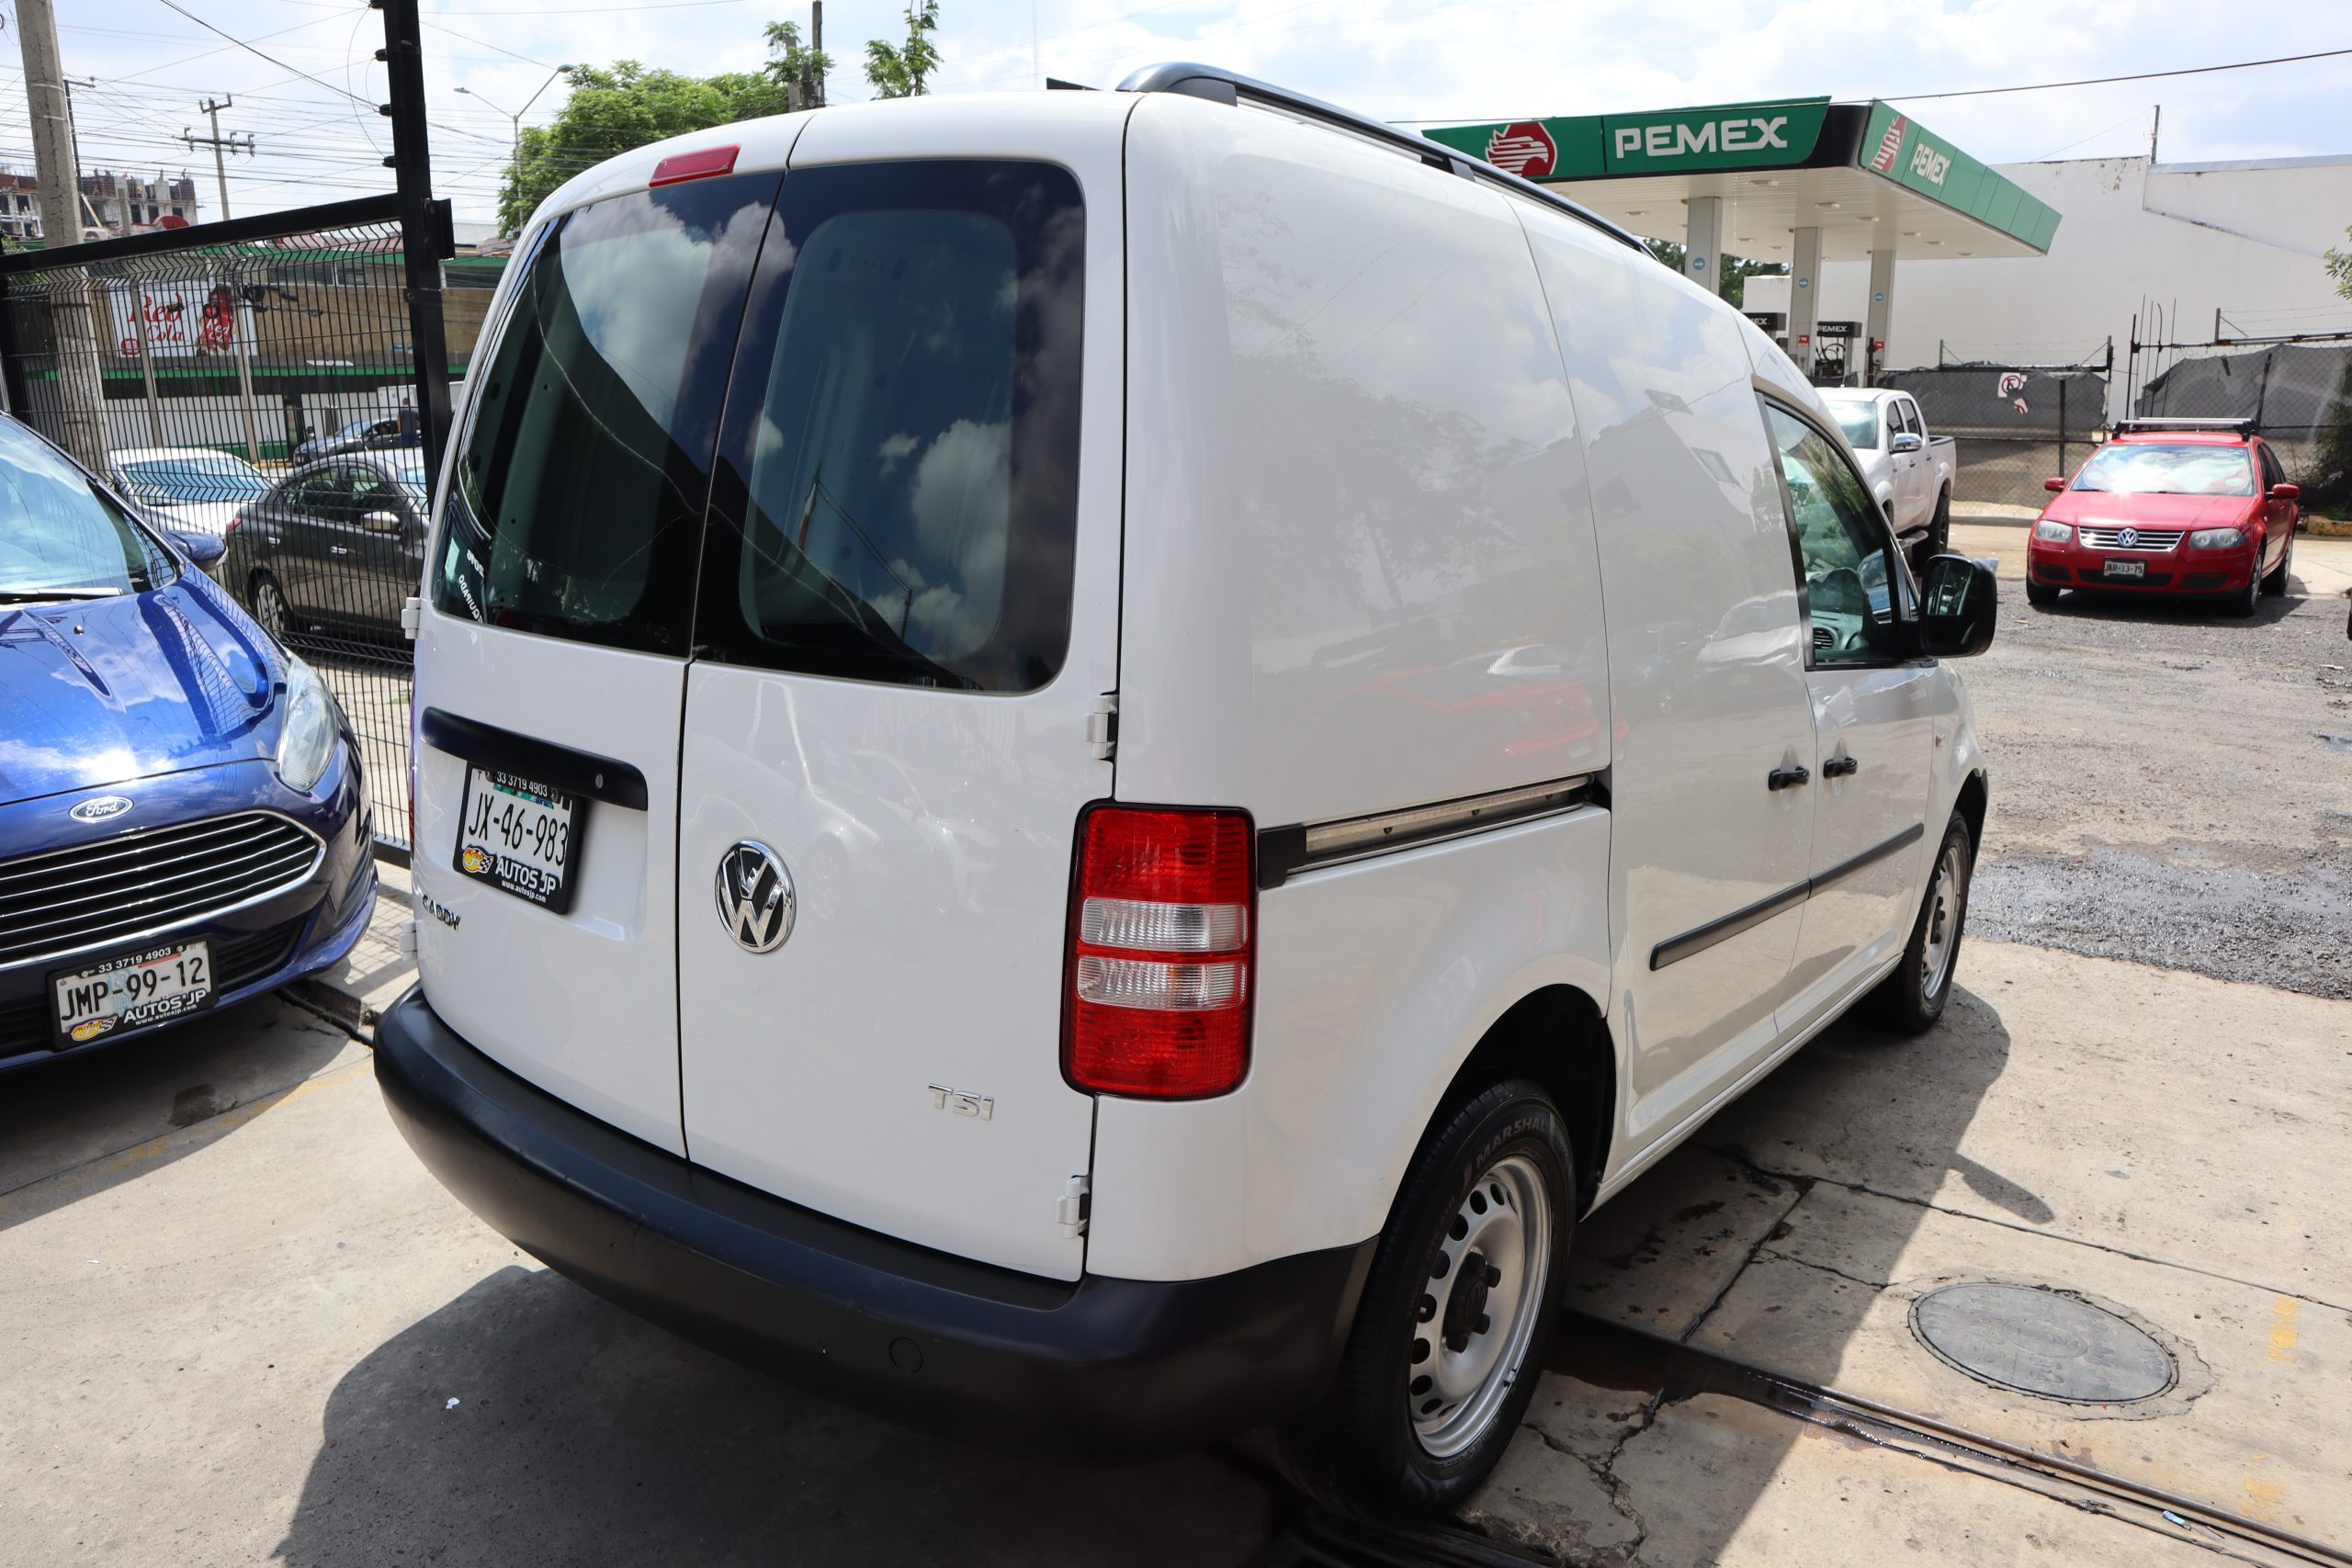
[812,3,825,107]
[375,0,455,477]
[181,99,262,458]
[181,97,254,222]
[13,0,109,469]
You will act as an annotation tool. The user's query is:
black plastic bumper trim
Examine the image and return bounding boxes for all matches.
[372,987,1375,1460]
[418,708,649,811]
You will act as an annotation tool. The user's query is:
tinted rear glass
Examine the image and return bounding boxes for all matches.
[432,172,776,653]
[696,160,1085,692]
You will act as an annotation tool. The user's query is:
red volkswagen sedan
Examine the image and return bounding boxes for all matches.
[2026,419,2300,615]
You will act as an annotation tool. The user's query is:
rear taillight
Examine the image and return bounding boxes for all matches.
[1064,805,1255,1100]
[223,514,243,537]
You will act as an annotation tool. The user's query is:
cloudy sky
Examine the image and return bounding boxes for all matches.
[10,0,2350,229]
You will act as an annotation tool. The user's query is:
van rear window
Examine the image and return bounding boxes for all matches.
[433,174,776,654]
[695,160,1085,692]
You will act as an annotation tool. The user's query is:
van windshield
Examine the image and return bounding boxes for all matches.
[433,173,775,653]
[696,161,1085,693]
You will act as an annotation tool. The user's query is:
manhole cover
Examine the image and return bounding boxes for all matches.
[1910,1283,2175,1403]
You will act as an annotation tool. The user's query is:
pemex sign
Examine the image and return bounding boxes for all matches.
[1425,99,1831,180]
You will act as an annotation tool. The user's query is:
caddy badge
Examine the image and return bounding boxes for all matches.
[70,795,133,824]
[715,840,795,953]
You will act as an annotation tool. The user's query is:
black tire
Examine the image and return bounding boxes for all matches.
[1871,810,1974,1034]
[1928,486,1951,556]
[1277,1079,1577,1521]
[2226,561,2262,618]
[2262,529,2293,596]
[2025,579,2059,608]
[249,573,298,642]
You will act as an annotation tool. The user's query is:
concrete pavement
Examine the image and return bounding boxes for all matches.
[4,935,2345,1565]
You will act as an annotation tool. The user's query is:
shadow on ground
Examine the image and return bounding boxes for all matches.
[270,1265,1280,1568]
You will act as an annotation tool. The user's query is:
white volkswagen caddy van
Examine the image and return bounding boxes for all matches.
[378,63,1996,1516]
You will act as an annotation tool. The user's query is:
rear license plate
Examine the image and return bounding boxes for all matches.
[2101,558,2147,580]
[52,940,214,1045]
[455,765,582,913]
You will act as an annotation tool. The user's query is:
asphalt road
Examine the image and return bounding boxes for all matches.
[1955,524,2352,999]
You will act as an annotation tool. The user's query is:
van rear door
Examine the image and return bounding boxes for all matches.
[674,128,1123,1280]
[412,170,778,1154]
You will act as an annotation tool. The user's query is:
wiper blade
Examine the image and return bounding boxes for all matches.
[0,587,124,604]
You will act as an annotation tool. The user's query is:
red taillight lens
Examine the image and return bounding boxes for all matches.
[1064,805,1255,1100]
[223,514,243,537]
[650,144,740,186]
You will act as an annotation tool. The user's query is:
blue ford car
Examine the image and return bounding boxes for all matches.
[0,413,375,1071]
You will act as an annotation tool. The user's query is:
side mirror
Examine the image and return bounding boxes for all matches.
[1919,555,1997,659]
[2271,481,2301,501]
[360,509,404,535]
[171,530,226,566]
[1890,431,1924,454]
[2044,477,2067,492]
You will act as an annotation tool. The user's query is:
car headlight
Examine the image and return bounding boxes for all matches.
[2188,527,2247,549]
[2033,519,2071,543]
[276,655,344,794]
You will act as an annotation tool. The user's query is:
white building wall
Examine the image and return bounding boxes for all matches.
[1778,153,2352,414]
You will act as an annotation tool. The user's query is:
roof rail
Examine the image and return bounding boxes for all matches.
[2114,416,2256,435]
[1114,62,1649,258]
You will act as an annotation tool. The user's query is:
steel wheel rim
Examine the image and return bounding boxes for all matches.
[1921,840,1967,1000]
[1408,1152,1552,1459]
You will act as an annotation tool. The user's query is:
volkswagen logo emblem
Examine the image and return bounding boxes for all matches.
[69,795,134,824]
[2117,526,2139,548]
[715,840,795,953]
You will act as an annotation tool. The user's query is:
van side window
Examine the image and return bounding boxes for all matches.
[1763,402,1903,667]
[695,160,1085,693]
[432,174,776,653]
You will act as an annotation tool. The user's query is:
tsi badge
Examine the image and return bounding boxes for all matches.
[716,840,796,953]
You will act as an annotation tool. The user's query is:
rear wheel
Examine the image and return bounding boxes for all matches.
[2262,529,2294,595]
[1278,1079,1577,1520]
[2025,579,2059,608]
[250,573,297,642]
[1871,811,1973,1034]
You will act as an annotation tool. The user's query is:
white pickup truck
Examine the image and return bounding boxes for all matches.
[1820,387,1955,570]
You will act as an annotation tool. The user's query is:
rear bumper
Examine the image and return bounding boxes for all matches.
[373,987,1375,1461]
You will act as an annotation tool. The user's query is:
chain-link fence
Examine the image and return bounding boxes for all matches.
[2130,339,2352,514]
[0,197,483,854]
[1882,350,2112,513]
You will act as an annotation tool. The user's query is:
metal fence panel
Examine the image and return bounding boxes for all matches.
[1881,360,2111,513]
[0,205,452,854]
[2134,342,2352,511]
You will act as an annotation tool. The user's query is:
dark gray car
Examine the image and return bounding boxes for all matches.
[223,455,430,645]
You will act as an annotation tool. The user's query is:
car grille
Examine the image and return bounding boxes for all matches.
[2076,526,2183,552]
[0,914,311,1059]
[0,812,321,968]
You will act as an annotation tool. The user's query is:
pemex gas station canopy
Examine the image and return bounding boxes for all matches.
[1424,99,2060,263]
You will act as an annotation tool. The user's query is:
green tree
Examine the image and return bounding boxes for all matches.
[2315,226,2352,511]
[497,60,791,233]
[864,1,941,99]
[1639,239,1786,309]
[764,19,832,110]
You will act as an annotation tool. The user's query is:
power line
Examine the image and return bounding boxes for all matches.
[150,0,377,106]
[1882,46,2352,102]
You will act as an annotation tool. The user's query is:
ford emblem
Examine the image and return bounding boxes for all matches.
[70,795,134,824]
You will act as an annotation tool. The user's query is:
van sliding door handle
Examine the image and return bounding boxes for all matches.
[1822,755,1860,779]
[1767,765,1811,792]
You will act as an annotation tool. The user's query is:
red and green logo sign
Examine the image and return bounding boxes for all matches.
[1483,122,1557,179]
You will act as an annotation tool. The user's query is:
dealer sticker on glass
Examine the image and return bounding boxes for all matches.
[455,765,583,914]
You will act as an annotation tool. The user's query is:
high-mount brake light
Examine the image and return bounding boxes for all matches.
[1064,805,1255,1100]
[650,144,740,186]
